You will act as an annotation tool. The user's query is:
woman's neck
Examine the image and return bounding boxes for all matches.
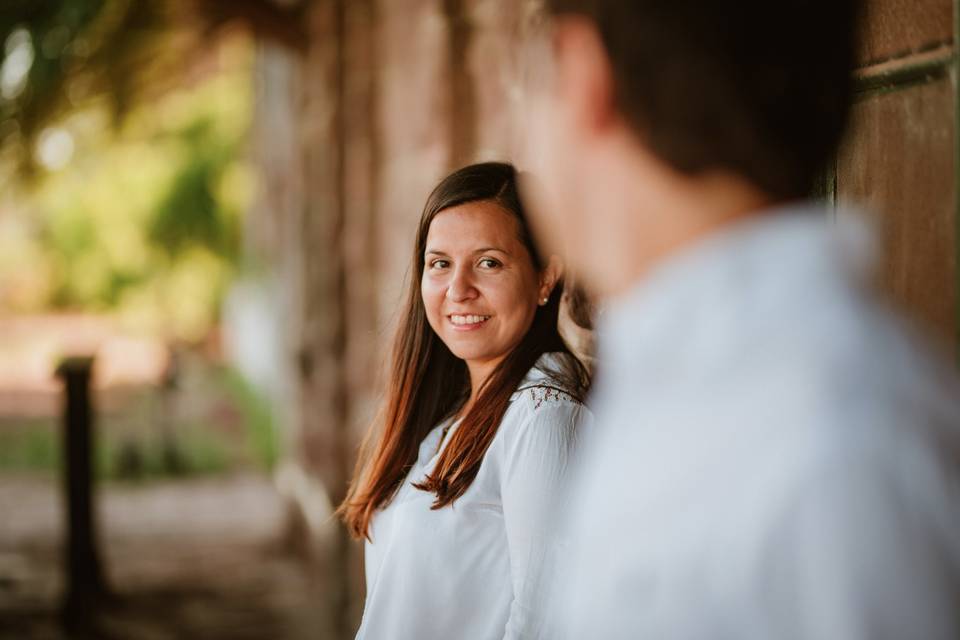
[463,354,506,415]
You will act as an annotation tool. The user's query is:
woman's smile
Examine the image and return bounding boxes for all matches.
[448,314,492,330]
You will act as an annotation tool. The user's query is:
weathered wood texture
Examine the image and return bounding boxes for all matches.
[838,77,956,350]
[857,0,953,64]
[839,2,957,351]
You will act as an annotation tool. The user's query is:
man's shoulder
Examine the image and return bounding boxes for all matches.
[724,279,957,416]
[597,293,960,495]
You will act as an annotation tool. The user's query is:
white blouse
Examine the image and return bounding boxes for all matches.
[356,352,591,640]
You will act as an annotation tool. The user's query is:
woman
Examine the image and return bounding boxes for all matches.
[338,162,591,639]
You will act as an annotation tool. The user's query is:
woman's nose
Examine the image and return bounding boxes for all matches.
[446,268,478,302]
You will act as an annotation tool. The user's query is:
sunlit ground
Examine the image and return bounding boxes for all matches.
[0,473,328,639]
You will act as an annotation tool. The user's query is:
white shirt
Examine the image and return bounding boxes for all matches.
[357,352,591,640]
[554,205,960,639]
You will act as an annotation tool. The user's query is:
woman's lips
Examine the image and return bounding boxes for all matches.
[447,314,491,331]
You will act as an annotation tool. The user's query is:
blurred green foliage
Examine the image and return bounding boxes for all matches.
[0,2,294,481]
[150,117,242,262]
[0,2,253,342]
[0,418,60,469]
[0,0,175,175]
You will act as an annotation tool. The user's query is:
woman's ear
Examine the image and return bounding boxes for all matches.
[538,255,564,305]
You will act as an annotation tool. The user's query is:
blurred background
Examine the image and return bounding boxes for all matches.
[0,1,956,639]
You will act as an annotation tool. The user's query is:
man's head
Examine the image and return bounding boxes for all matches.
[522,0,861,298]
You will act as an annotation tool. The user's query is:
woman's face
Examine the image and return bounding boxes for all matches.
[421,200,549,376]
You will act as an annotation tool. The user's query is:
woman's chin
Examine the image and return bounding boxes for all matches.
[450,348,490,362]
[446,342,507,364]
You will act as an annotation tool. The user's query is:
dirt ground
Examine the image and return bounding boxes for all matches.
[0,472,331,639]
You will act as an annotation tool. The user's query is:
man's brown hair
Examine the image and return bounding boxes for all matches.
[547,0,861,199]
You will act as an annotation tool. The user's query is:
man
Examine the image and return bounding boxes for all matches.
[521,1,960,638]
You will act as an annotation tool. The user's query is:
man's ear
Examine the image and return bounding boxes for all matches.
[552,15,617,136]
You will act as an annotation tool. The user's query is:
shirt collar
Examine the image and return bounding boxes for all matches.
[596,202,875,375]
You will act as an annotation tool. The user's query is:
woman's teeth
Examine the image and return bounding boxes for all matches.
[450,314,490,325]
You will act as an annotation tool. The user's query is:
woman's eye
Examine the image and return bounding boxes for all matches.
[478,258,501,269]
[429,259,450,269]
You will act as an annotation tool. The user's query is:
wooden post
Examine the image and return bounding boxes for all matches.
[55,356,108,624]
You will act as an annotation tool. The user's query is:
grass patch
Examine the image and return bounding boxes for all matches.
[0,364,277,480]
[0,421,230,480]
[0,420,60,470]
[92,427,230,482]
[218,367,278,471]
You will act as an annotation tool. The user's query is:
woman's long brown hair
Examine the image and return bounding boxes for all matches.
[337,162,589,540]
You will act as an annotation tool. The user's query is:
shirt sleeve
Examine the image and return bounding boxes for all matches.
[498,395,591,640]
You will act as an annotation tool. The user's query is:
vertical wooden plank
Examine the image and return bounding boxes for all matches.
[374,0,451,335]
[341,0,381,627]
[444,0,477,169]
[297,1,353,636]
[837,77,956,351]
[954,0,960,361]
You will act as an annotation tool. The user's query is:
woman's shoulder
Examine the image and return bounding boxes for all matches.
[509,351,589,412]
[492,352,592,460]
[514,385,583,411]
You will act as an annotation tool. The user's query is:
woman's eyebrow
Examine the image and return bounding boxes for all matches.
[424,247,510,256]
[474,246,509,255]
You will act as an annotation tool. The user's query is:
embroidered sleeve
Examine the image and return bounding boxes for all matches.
[519,385,582,410]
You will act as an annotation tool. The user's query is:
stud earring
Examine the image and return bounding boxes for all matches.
[540,296,548,305]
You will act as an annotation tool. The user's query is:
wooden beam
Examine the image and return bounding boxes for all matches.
[853,45,953,96]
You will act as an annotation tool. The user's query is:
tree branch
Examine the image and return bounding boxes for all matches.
[192,0,309,52]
